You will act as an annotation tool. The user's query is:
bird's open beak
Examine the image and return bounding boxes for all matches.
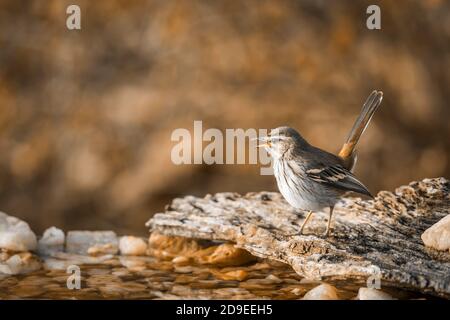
[252,137,270,148]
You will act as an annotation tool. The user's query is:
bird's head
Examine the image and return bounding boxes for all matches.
[256,126,306,159]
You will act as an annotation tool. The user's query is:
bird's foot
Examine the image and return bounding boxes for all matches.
[322,227,332,238]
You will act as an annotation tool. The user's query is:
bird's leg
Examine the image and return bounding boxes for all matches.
[299,210,313,234]
[324,206,334,237]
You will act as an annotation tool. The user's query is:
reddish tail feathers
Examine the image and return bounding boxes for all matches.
[339,90,383,171]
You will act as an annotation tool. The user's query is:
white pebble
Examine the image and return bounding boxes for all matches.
[302,283,339,300]
[0,211,37,252]
[357,288,394,300]
[421,214,450,252]
[38,226,65,256]
[119,236,148,256]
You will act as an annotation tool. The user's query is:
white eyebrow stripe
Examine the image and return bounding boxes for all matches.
[268,135,288,140]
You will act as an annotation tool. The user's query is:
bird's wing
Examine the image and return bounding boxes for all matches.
[306,164,373,198]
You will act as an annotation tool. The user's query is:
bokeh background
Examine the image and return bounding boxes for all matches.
[0,0,449,235]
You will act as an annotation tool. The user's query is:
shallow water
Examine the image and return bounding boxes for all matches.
[0,255,435,300]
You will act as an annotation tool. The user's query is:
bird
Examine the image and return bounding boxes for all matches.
[257,90,383,237]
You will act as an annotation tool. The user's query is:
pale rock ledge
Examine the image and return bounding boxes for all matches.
[147,177,450,298]
[0,211,37,252]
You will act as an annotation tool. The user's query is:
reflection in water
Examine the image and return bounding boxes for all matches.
[0,255,433,300]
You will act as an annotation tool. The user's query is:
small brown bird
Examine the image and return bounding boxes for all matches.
[257,90,383,236]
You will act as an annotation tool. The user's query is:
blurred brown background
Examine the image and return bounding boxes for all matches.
[0,0,449,236]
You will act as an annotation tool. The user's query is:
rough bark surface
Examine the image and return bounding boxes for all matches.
[147,178,450,298]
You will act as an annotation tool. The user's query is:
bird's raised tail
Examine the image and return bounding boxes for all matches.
[338,90,383,171]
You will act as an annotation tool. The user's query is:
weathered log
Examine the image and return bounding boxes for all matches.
[146,178,450,298]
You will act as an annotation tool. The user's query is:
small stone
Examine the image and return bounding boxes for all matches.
[148,232,201,259]
[171,256,191,265]
[0,211,37,252]
[119,256,146,271]
[38,227,65,256]
[291,288,302,296]
[212,269,249,281]
[302,283,339,300]
[265,274,283,284]
[66,231,118,255]
[119,236,147,256]
[357,288,394,300]
[194,243,257,267]
[421,214,450,252]
[0,252,41,275]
